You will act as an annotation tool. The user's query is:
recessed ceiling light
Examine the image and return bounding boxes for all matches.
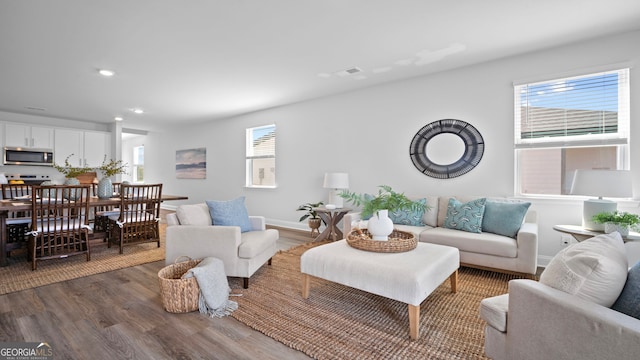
[98,69,115,77]
[114,116,123,121]
[132,108,144,114]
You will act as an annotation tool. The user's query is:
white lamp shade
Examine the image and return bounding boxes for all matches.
[571,169,633,231]
[570,169,632,199]
[323,173,349,189]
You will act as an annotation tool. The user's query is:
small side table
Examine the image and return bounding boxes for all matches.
[313,207,350,241]
[553,224,640,242]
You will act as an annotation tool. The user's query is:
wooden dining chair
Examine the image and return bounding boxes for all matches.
[93,182,121,241]
[29,184,91,270]
[108,183,163,254]
[1,184,33,257]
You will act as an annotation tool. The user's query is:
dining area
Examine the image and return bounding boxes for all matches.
[0,182,187,269]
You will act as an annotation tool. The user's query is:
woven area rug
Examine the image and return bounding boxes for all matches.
[229,241,524,360]
[0,226,166,295]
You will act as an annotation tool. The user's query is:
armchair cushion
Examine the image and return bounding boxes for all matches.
[176,203,212,225]
[479,293,509,332]
[206,197,252,232]
[540,232,628,307]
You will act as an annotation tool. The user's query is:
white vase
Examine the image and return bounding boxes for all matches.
[604,222,630,237]
[97,177,113,199]
[63,177,81,200]
[367,209,394,241]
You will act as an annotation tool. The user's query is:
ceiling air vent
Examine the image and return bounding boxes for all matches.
[335,67,363,77]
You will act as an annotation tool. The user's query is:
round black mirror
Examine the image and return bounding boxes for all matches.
[409,119,484,179]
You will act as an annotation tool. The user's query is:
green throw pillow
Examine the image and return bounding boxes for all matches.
[481,200,531,238]
[443,198,486,233]
[389,198,427,226]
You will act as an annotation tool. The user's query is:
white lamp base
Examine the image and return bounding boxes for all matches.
[582,199,617,231]
[328,189,344,208]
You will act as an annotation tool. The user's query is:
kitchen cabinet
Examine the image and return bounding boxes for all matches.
[4,123,54,149]
[54,129,110,168]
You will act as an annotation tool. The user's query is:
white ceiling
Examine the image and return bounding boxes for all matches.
[2,0,640,131]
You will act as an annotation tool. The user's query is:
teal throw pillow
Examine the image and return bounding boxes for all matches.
[612,261,640,319]
[389,198,427,226]
[443,198,486,233]
[481,200,531,238]
[206,197,252,233]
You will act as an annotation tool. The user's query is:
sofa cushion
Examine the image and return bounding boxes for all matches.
[479,294,509,332]
[389,198,427,226]
[539,232,628,307]
[443,198,486,233]
[206,197,252,232]
[612,261,640,319]
[176,203,212,225]
[420,227,518,258]
[481,200,531,238]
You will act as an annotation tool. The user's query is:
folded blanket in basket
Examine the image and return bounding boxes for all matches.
[184,257,238,317]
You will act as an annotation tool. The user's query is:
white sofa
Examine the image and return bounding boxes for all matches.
[343,195,538,277]
[165,203,278,288]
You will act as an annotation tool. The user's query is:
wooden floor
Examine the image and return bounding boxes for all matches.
[0,228,317,360]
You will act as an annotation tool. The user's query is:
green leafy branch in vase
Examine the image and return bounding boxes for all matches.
[98,155,129,177]
[53,154,92,178]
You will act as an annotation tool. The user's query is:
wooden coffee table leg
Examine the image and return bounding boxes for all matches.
[408,304,420,340]
[302,274,310,299]
[450,270,458,293]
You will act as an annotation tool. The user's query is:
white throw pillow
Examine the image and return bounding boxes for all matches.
[176,203,212,226]
[540,232,628,307]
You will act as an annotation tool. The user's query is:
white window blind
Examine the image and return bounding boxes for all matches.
[514,68,630,196]
[515,68,629,149]
[246,124,276,187]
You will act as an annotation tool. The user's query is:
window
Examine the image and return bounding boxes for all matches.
[133,145,144,183]
[515,68,630,196]
[246,124,276,187]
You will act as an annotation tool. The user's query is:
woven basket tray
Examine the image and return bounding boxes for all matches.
[157,257,202,313]
[346,229,417,253]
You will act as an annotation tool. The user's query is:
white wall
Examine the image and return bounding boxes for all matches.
[142,30,640,265]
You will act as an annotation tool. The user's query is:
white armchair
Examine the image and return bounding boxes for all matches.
[165,203,278,288]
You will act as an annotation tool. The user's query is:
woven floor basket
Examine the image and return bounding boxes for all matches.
[346,229,417,253]
[157,257,202,313]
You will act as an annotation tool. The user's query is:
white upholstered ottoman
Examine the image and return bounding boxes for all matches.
[300,240,460,339]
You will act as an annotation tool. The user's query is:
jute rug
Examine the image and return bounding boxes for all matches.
[0,226,166,295]
[229,241,523,360]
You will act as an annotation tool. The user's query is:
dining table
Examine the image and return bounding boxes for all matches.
[0,194,188,266]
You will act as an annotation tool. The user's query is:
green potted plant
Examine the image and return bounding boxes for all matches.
[339,185,427,240]
[592,210,640,236]
[297,201,324,237]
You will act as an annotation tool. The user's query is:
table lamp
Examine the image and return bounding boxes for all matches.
[323,173,349,208]
[570,169,633,231]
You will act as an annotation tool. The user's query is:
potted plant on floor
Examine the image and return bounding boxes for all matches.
[339,185,427,240]
[592,211,640,237]
[296,201,324,237]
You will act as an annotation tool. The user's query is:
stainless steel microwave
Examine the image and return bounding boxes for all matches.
[3,147,54,166]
